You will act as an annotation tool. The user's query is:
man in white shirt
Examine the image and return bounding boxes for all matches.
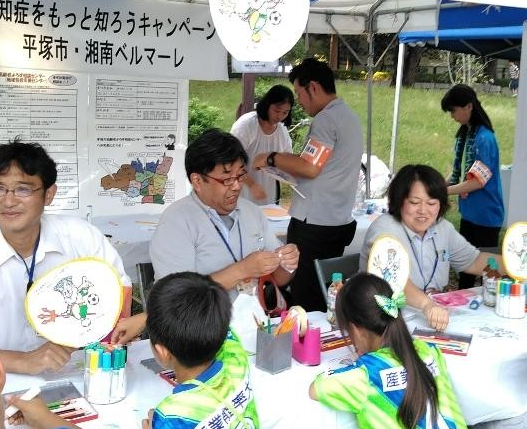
[0,140,131,374]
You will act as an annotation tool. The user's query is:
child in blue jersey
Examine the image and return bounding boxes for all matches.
[143,272,259,429]
[1,359,78,429]
[310,273,466,429]
[441,84,504,289]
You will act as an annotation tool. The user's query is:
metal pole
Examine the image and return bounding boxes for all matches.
[389,42,406,174]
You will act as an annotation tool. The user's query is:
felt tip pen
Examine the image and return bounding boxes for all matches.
[5,386,41,417]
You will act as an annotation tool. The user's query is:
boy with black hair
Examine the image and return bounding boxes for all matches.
[143,272,258,429]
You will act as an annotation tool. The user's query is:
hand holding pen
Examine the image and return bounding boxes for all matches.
[6,395,80,429]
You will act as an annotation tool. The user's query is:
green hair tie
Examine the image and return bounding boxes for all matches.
[374,291,407,318]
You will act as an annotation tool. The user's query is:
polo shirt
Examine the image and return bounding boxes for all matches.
[360,214,479,291]
[289,98,363,226]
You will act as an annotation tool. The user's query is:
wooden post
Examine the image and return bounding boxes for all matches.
[329,34,338,70]
[236,73,256,119]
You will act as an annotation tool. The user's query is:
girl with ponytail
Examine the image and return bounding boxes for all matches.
[309,273,466,429]
[441,84,504,289]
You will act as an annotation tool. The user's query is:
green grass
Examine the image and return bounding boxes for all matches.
[189,78,517,228]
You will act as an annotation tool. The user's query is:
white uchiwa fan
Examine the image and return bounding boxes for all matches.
[25,257,123,348]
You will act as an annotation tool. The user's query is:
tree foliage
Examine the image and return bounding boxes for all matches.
[188,97,222,143]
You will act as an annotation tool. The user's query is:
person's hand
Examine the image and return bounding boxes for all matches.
[7,395,78,429]
[460,192,469,199]
[240,251,281,279]
[252,153,270,170]
[249,181,267,201]
[142,408,154,429]
[275,243,299,272]
[22,342,76,375]
[111,313,147,344]
[422,301,449,331]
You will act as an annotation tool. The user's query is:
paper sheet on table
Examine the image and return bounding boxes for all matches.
[262,206,290,221]
[231,294,266,355]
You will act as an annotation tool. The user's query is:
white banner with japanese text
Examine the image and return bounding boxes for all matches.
[0,0,227,80]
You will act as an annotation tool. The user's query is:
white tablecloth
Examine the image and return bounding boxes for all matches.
[5,296,527,428]
[4,334,355,429]
[406,294,527,425]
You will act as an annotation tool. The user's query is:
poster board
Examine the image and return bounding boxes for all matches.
[0,0,227,217]
[0,69,188,216]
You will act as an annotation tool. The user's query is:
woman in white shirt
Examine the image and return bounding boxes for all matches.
[230,85,294,205]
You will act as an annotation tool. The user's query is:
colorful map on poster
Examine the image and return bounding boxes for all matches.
[100,154,174,205]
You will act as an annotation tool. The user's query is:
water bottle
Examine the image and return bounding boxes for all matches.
[327,272,343,327]
[482,257,500,307]
[353,189,366,217]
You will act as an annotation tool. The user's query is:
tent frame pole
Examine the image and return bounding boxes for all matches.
[390,42,406,174]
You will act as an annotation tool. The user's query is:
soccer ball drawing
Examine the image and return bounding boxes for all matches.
[25,257,123,348]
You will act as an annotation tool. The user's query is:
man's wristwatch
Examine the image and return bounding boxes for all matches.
[266,151,278,167]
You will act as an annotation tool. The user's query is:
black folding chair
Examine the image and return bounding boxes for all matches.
[314,253,361,304]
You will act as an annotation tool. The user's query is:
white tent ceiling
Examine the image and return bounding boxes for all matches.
[183,0,441,35]
[307,0,439,34]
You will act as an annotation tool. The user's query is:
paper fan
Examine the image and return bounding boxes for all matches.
[25,257,123,348]
[502,222,527,281]
[367,235,410,294]
[209,0,310,61]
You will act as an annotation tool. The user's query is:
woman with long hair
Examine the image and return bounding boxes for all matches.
[441,84,504,289]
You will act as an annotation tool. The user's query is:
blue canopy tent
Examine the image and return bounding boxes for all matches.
[390,2,527,227]
[399,25,523,60]
[398,2,527,60]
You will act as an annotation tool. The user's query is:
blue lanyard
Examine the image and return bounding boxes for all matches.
[17,232,40,293]
[213,221,243,263]
[404,229,438,293]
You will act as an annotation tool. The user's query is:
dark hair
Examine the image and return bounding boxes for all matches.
[336,273,439,429]
[288,58,336,94]
[0,138,57,189]
[440,84,494,139]
[146,272,231,368]
[388,164,449,221]
[256,85,294,127]
[185,129,248,180]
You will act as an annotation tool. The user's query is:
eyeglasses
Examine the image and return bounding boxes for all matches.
[0,186,43,197]
[202,172,248,187]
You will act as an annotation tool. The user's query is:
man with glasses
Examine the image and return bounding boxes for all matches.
[150,128,298,290]
[253,58,364,312]
[111,129,299,344]
[0,139,131,375]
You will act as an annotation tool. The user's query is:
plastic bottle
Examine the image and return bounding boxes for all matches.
[482,257,500,307]
[327,272,343,327]
[353,189,366,217]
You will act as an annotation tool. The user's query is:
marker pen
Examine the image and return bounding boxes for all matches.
[5,386,41,417]
[118,347,127,398]
[102,351,112,398]
[469,295,483,310]
[110,348,120,399]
